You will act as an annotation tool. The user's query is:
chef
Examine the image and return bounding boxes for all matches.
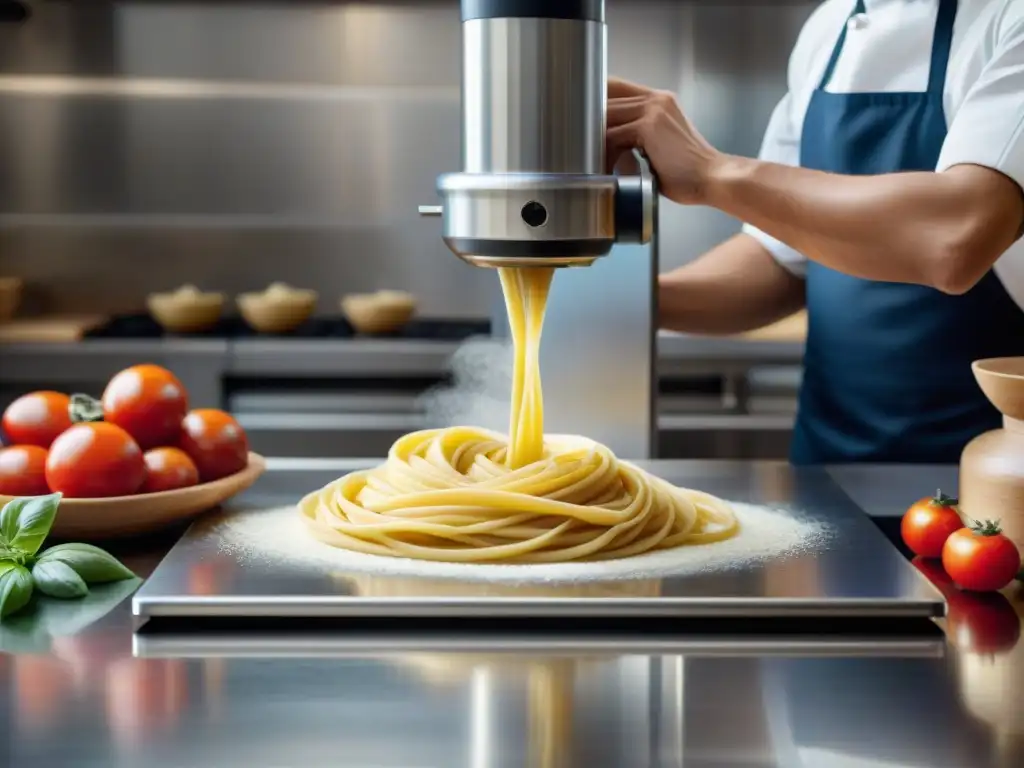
[607,0,1024,465]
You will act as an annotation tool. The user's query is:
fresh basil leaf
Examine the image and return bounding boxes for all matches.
[31,560,88,600]
[38,542,135,584]
[0,499,21,545]
[0,493,62,555]
[0,562,34,619]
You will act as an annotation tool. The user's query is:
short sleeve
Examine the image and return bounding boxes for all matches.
[938,14,1024,190]
[741,92,809,277]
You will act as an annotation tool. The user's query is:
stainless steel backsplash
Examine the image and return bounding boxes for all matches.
[0,1,814,317]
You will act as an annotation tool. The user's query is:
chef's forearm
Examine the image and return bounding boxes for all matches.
[702,156,1024,294]
[658,234,805,335]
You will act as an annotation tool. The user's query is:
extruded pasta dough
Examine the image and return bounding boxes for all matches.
[299,266,739,563]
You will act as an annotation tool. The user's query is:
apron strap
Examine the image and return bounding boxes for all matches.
[927,0,958,96]
[818,0,958,94]
[817,0,866,91]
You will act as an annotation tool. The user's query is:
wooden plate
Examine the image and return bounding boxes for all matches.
[0,453,267,541]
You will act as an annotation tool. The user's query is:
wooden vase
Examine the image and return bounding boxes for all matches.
[959,358,1024,553]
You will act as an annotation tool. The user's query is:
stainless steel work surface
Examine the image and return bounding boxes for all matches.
[133,461,944,623]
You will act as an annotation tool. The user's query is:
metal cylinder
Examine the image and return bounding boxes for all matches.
[462,16,605,175]
[420,0,654,269]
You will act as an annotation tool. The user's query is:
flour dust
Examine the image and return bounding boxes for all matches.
[418,336,512,433]
[213,503,832,586]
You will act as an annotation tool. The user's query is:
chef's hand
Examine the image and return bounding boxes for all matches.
[606,77,720,205]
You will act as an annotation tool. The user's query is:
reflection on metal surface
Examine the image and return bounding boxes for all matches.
[956,587,1024,764]
[106,657,189,752]
[528,661,574,768]
[763,554,822,600]
[202,658,226,719]
[894,557,1024,767]
[756,461,795,503]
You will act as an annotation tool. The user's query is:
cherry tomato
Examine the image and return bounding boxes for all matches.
[179,409,249,482]
[1,391,72,448]
[942,520,1022,592]
[101,365,189,450]
[45,423,145,498]
[901,490,964,558]
[0,445,50,496]
[141,447,199,494]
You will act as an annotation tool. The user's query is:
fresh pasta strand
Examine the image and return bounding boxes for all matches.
[298,266,740,564]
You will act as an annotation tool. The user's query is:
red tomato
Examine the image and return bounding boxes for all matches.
[45,423,146,498]
[901,490,964,558]
[0,445,50,496]
[1,391,72,448]
[101,365,189,450]
[141,447,199,494]
[179,409,248,482]
[942,520,1022,593]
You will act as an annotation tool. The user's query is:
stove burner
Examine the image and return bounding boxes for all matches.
[85,314,492,341]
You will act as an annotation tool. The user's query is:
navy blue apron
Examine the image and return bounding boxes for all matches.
[790,0,1024,465]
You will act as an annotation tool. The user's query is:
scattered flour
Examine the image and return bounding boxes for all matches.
[212,502,832,585]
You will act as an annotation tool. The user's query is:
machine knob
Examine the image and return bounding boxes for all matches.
[613,149,656,245]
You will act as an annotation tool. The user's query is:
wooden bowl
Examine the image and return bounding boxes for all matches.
[341,290,416,334]
[972,358,1024,421]
[0,453,266,541]
[0,277,23,323]
[237,285,317,334]
[147,286,225,334]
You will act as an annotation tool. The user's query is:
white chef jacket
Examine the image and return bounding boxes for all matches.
[742,0,1024,309]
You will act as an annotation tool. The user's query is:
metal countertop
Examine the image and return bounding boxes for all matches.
[2,460,1019,768]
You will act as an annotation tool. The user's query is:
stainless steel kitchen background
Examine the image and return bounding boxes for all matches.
[0,0,814,459]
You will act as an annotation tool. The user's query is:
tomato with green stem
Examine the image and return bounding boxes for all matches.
[901,490,964,558]
[942,519,1021,593]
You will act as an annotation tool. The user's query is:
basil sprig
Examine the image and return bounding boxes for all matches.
[0,493,135,620]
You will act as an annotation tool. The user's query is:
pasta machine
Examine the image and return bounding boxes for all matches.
[420,0,660,459]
